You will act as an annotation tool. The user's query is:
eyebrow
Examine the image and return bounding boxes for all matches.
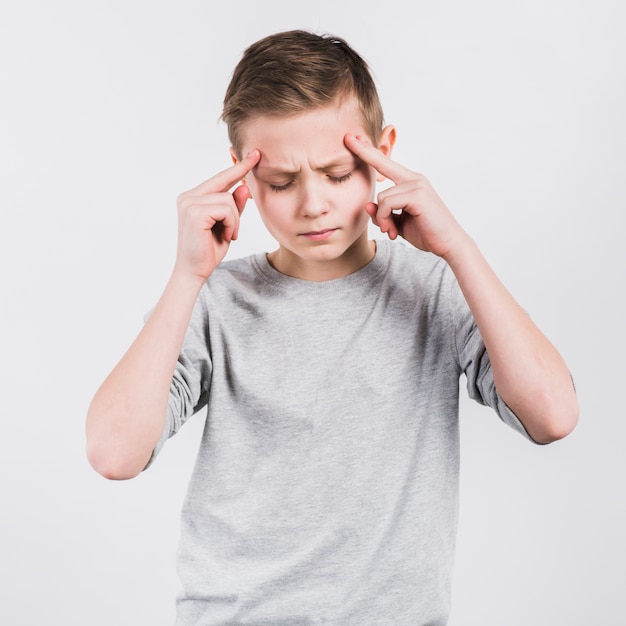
[256,155,358,177]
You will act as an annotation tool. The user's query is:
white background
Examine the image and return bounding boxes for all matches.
[1,0,624,624]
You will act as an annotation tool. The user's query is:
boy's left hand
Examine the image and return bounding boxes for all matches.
[345,136,579,445]
[344,133,468,259]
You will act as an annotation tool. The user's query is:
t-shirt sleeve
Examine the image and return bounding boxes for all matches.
[143,290,213,468]
[446,267,541,443]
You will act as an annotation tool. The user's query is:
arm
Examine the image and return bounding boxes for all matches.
[345,133,578,443]
[443,237,578,443]
[86,151,261,480]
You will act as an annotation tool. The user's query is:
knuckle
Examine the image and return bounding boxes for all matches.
[176,192,189,209]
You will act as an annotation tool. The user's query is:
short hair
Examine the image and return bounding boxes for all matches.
[222,30,384,157]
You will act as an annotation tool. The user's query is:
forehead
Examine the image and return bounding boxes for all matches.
[237,98,368,164]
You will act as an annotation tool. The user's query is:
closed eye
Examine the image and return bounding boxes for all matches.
[269,180,295,193]
[328,172,352,184]
[269,172,352,192]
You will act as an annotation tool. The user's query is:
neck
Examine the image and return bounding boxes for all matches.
[268,237,376,282]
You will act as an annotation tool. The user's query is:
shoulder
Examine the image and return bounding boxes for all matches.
[380,239,453,294]
[214,252,261,278]
[196,251,283,313]
[204,252,265,291]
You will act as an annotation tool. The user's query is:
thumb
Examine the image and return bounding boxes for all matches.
[233,184,251,214]
[365,201,378,225]
[232,184,251,240]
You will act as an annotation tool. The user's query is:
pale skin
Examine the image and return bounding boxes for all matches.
[86,100,578,480]
[343,132,579,445]
[86,151,261,479]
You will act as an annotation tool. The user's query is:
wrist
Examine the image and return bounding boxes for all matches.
[168,265,209,296]
[440,232,478,270]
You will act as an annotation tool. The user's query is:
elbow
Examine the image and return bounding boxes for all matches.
[527,394,580,444]
[532,418,577,444]
[86,438,145,481]
[85,401,156,480]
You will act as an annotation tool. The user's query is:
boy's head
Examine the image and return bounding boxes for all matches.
[222,30,384,159]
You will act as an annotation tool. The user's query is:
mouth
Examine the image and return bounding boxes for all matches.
[300,228,337,241]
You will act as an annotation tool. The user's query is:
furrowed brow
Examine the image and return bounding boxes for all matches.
[316,156,358,171]
[254,155,358,177]
[255,165,299,177]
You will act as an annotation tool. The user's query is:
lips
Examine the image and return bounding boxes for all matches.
[300,228,337,241]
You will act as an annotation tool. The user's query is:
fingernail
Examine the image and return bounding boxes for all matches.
[245,149,257,159]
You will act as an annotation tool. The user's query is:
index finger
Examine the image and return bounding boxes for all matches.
[344,134,414,184]
[188,149,261,196]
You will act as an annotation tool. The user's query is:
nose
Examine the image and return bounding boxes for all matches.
[298,178,329,218]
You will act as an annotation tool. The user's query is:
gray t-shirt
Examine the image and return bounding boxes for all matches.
[149,239,534,625]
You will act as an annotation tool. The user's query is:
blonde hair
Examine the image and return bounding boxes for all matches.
[222,30,384,157]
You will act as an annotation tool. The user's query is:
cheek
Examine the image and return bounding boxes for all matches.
[347,169,376,205]
[338,186,372,228]
[251,189,288,227]
[247,179,272,209]
[246,177,261,200]
[354,164,376,192]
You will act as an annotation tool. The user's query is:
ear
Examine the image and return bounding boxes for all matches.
[375,125,397,182]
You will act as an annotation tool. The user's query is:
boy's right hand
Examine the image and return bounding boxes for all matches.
[174,150,261,282]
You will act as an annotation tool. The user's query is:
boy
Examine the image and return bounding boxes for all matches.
[86,30,578,625]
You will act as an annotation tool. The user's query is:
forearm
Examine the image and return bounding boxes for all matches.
[86,270,206,479]
[342,136,578,441]
[444,236,579,443]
